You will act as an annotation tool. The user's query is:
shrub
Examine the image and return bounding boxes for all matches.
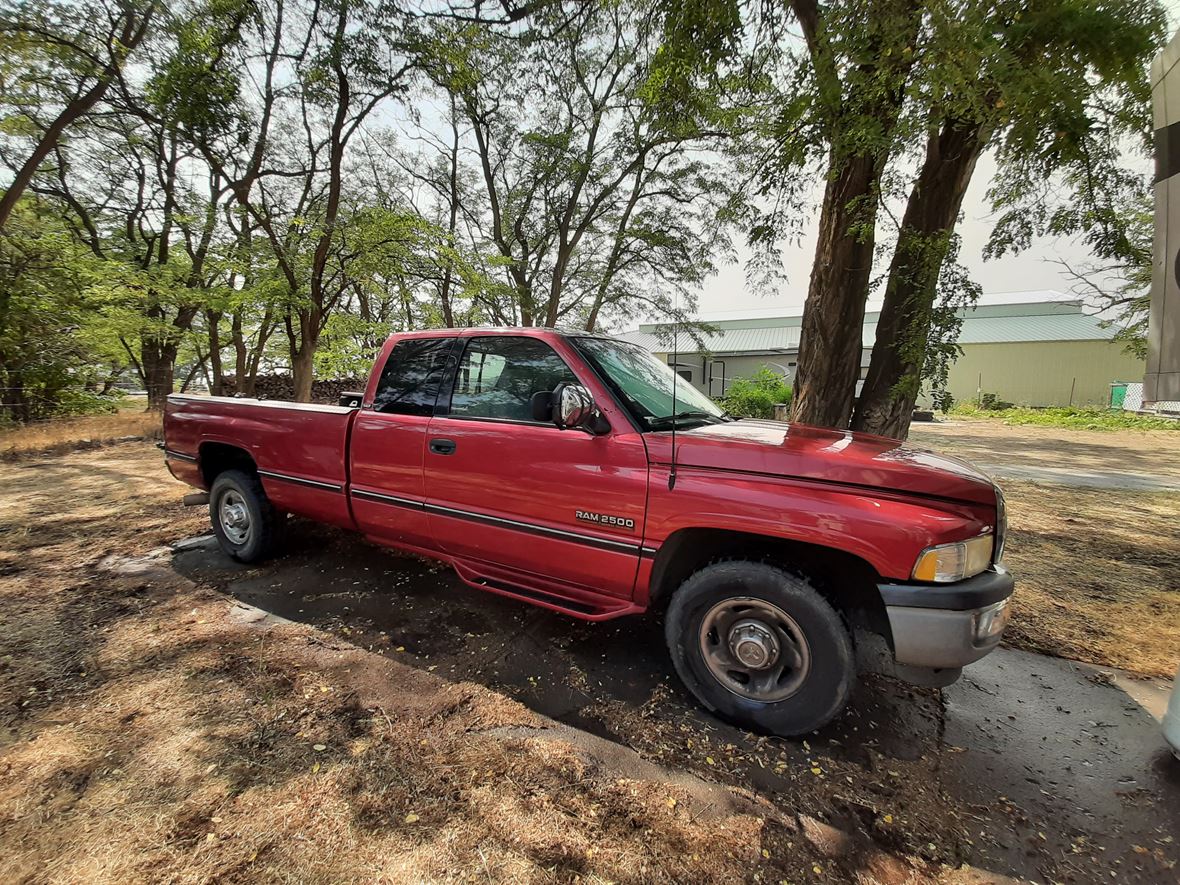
[719,368,792,419]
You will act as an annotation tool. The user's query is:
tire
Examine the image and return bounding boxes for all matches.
[665,560,855,736]
[208,469,283,563]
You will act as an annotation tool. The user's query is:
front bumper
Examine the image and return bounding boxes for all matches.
[878,566,1015,670]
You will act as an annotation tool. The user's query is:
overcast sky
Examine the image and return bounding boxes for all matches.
[691,3,1180,322]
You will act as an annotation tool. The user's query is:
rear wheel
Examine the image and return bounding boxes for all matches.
[665,560,854,736]
[209,469,283,563]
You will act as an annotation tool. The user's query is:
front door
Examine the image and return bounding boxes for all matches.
[423,334,649,600]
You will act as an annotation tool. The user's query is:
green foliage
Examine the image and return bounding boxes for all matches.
[949,403,1180,432]
[719,367,791,419]
[0,198,125,420]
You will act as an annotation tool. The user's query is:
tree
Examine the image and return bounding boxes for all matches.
[654,0,925,427]
[852,0,1165,438]
[0,0,156,231]
[0,199,108,422]
[1058,189,1152,359]
[424,1,731,332]
[780,0,924,429]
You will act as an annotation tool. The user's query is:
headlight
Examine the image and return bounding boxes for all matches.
[912,533,994,583]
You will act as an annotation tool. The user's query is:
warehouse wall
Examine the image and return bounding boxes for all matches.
[944,340,1145,407]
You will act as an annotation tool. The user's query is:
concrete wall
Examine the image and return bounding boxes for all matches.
[1148,33,1180,403]
[944,340,1145,407]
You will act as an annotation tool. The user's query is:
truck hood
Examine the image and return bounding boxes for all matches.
[662,419,997,505]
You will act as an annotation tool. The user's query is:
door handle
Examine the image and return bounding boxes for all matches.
[430,438,457,455]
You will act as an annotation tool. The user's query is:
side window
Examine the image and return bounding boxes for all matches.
[372,337,455,415]
[448,336,577,422]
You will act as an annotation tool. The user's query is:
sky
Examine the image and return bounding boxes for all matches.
[689,2,1180,322]
[692,152,1100,320]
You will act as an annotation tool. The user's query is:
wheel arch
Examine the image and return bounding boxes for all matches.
[648,527,893,649]
[198,441,258,487]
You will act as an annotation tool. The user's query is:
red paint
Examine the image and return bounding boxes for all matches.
[164,328,1001,620]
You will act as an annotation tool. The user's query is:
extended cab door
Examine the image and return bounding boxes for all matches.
[423,334,650,602]
[349,335,458,550]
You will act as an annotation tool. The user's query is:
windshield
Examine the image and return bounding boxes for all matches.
[574,337,728,430]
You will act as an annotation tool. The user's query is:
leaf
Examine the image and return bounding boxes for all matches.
[313,744,327,752]
[404,812,420,823]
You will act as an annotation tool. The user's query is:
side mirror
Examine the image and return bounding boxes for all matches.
[549,383,608,434]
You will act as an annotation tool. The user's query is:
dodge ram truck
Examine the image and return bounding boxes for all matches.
[163,328,1014,735]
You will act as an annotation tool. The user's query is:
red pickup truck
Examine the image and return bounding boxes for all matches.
[164,328,1013,735]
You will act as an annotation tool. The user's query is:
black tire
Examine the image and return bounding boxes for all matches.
[665,560,854,736]
[208,469,283,563]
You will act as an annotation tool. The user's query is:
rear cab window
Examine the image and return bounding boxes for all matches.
[372,337,456,415]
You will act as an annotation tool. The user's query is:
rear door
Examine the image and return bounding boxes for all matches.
[422,334,649,600]
[349,336,458,550]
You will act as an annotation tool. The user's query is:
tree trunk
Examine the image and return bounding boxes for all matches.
[291,346,315,403]
[288,307,319,402]
[207,309,226,396]
[786,0,921,430]
[851,119,986,439]
[789,154,884,428]
[141,337,178,411]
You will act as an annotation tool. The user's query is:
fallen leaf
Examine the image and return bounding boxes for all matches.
[404,812,420,823]
[313,744,327,752]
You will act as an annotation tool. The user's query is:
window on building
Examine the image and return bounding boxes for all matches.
[676,369,693,382]
[448,336,577,422]
[373,337,455,415]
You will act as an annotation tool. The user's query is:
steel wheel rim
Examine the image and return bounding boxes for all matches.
[698,596,811,703]
[218,489,252,546]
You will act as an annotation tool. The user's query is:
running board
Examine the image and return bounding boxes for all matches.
[452,562,641,621]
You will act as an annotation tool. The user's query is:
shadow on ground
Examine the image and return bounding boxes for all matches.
[176,520,1180,883]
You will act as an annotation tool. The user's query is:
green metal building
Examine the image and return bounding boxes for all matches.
[618,298,1143,408]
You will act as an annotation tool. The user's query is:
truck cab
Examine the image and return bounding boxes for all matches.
[164,328,1014,736]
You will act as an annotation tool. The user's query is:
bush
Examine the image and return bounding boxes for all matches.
[719,368,792,419]
[978,392,1014,410]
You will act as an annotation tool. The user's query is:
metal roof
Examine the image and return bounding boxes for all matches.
[619,303,1114,355]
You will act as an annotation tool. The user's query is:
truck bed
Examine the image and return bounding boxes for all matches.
[163,394,357,529]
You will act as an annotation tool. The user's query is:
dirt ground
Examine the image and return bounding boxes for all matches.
[2,437,1178,882]
[909,416,1180,477]
[0,444,941,884]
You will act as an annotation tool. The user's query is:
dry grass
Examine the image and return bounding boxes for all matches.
[0,443,916,884]
[1000,481,1180,678]
[0,407,161,459]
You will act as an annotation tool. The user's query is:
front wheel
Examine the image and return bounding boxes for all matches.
[665,561,854,736]
[209,469,284,563]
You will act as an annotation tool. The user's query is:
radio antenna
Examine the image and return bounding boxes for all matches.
[668,309,679,490]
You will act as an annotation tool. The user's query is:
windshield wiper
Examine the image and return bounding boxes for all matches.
[646,410,727,430]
